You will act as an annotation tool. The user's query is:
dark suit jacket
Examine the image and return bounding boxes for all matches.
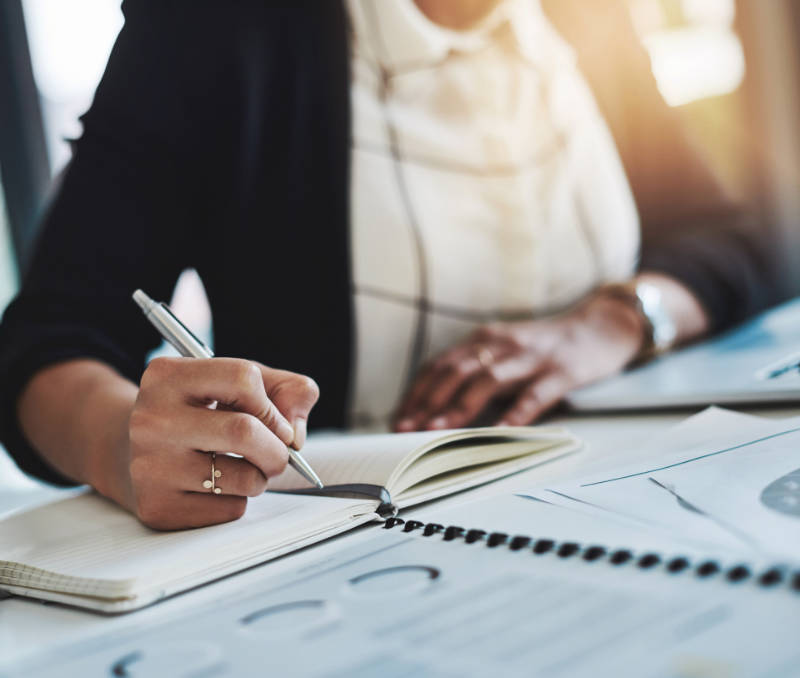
[0,0,779,484]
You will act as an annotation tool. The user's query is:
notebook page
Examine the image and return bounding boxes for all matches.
[269,427,572,492]
[0,491,375,599]
[15,519,795,676]
[269,429,451,490]
[394,438,569,494]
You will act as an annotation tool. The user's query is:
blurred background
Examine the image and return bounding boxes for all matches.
[4,0,800,318]
[1,0,800,498]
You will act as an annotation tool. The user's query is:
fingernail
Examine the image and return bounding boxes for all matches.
[396,418,414,432]
[428,417,448,430]
[292,418,307,449]
[276,418,296,446]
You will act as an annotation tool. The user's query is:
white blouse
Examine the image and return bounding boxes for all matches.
[346,0,640,429]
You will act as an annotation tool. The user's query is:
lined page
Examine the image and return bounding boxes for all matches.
[269,426,572,492]
[0,491,374,599]
[269,430,440,490]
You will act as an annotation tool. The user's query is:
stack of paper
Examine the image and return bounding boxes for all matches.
[522,407,800,562]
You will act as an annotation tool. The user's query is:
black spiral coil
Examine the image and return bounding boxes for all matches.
[383,517,800,593]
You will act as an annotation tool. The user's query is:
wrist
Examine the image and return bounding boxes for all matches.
[592,280,678,362]
[582,291,650,361]
[83,380,138,509]
[17,360,139,508]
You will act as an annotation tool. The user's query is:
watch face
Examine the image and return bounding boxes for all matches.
[637,282,677,351]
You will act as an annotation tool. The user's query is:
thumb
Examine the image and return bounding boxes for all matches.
[257,364,320,449]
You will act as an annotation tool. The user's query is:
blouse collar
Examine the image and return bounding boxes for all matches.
[349,0,575,73]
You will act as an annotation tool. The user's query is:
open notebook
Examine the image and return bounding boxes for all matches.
[0,426,578,612]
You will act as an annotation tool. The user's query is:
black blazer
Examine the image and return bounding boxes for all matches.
[0,0,778,484]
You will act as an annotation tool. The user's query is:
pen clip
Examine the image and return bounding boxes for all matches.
[158,302,215,358]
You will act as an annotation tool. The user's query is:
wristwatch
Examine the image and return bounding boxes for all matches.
[598,281,677,361]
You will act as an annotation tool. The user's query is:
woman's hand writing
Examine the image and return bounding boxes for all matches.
[125,357,319,529]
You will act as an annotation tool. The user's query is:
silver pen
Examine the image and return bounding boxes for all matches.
[132,289,324,489]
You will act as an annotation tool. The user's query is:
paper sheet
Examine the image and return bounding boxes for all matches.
[653,426,800,560]
[521,409,800,556]
[9,502,798,678]
[0,490,376,602]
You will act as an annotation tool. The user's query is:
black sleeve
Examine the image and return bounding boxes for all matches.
[0,2,219,484]
[544,0,782,331]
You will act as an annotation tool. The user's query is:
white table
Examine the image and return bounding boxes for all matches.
[1,406,798,670]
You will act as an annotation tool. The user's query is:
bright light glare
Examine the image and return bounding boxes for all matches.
[644,27,745,107]
[22,0,123,103]
[681,0,735,27]
[0,183,18,312]
[22,0,123,172]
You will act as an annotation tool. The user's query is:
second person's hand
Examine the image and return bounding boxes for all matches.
[394,293,647,431]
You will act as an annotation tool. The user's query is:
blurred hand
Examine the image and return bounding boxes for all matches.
[394,294,646,431]
[127,357,319,530]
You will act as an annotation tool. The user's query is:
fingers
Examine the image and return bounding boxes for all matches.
[256,365,320,449]
[128,451,268,530]
[136,492,248,531]
[497,369,575,426]
[182,452,269,498]
[141,357,295,445]
[423,353,547,430]
[130,404,289,479]
[129,356,320,529]
[395,345,489,432]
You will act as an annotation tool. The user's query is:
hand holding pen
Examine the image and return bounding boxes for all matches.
[127,289,322,530]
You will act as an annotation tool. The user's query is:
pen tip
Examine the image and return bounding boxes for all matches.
[315,480,325,490]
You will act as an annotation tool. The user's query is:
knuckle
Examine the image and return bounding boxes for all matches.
[227,413,260,448]
[142,357,176,385]
[455,361,473,377]
[235,361,263,393]
[299,375,320,402]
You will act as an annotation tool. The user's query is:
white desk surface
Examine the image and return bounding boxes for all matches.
[2,405,798,668]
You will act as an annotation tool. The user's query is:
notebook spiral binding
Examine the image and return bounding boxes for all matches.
[382,517,800,595]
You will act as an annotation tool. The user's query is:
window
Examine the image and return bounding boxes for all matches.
[22,1,212,345]
[0,178,17,315]
[630,0,744,107]
[22,0,123,175]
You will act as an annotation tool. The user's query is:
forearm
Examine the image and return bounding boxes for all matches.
[17,360,137,509]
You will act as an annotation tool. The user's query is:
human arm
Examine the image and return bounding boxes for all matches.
[18,357,318,530]
[395,272,708,430]
[395,0,779,430]
[0,2,330,527]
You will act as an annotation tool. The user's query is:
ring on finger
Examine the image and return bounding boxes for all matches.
[474,345,495,369]
[202,452,223,495]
